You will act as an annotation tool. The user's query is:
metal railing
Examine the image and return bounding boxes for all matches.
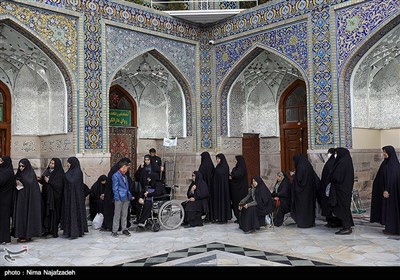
[124,0,266,11]
[149,0,259,10]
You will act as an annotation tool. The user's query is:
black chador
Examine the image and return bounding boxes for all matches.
[291,154,317,228]
[212,153,232,223]
[198,152,214,222]
[13,158,42,241]
[39,158,64,238]
[370,146,400,235]
[0,156,16,243]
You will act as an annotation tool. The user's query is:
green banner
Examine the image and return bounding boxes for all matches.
[109,109,131,127]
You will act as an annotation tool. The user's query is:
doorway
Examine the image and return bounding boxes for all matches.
[109,85,137,176]
[279,80,307,175]
[242,133,260,185]
[0,81,11,157]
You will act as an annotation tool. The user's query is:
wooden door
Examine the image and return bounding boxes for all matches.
[242,133,260,186]
[0,82,11,157]
[283,127,308,174]
[109,127,137,178]
[279,80,307,176]
[109,85,137,176]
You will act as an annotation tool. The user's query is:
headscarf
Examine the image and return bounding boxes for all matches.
[274,171,285,193]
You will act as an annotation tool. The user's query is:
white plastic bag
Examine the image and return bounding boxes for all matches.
[265,214,272,225]
[92,213,104,230]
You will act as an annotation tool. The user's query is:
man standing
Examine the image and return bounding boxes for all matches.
[149,148,162,167]
[149,148,164,181]
[111,160,133,237]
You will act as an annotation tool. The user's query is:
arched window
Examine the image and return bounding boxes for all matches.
[284,86,307,123]
[109,85,137,127]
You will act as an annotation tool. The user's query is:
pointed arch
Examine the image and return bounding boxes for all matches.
[108,49,193,137]
[217,45,308,137]
[339,14,400,148]
[0,17,76,132]
[109,85,137,127]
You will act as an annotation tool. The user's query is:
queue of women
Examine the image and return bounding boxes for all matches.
[0,156,88,244]
[182,147,400,235]
[1,145,399,245]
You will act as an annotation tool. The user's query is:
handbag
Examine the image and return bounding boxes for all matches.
[92,213,104,229]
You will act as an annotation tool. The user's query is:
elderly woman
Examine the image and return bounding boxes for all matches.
[238,176,273,233]
[182,171,209,228]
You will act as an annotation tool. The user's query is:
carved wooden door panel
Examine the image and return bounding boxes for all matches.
[109,127,137,178]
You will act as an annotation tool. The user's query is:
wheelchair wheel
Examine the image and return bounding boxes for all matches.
[158,200,184,230]
[152,222,160,232]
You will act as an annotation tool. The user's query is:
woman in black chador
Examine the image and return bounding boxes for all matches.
[13,158,42,242]
[320,148,341,228]
[229,155,249,223]
[330,147,354,235]
[38,158,64,238]
[238,176,273,233]
[0,156,16,244]
[136,172,166,227]
[291,154,318,228]
[198,151,214,222]
[89,175,107,220]
[212,153,232,223]
[271,171,291,227]
[182,171,209,227]
[370,145,400,235]
[62,157,88,238]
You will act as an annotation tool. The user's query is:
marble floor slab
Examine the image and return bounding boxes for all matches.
[1,212,399,271]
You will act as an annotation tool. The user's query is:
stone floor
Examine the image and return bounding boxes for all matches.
[1,209,399,271]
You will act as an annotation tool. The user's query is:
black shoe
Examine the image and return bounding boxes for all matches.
[335,228,352,235]
[122,230,131,236]
[184,225,192,228]
[234,220,239,224]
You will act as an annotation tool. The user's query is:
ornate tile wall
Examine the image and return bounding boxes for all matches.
[311,6,333,146]
[2,0,399,152]
[335,0,400,148]
[0,1,79,133]
[217,21,308,137]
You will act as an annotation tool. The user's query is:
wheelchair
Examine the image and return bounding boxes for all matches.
[136,188,185,232]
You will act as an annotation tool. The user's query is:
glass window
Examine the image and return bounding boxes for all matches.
[285,108,298,122]
[110,92,131,110]
[284,86,306,123]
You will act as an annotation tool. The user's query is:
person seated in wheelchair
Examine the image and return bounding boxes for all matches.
[238,176,274,233]
[135,172,166,228]
[181,171,209,228]
[271,171,291,227]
